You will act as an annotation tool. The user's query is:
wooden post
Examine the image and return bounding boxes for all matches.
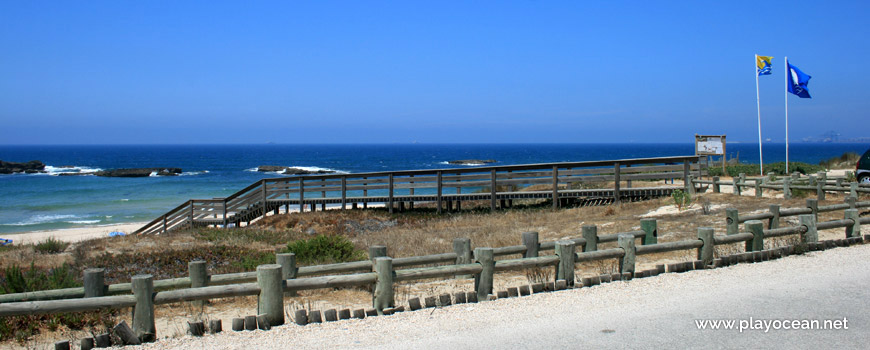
[686,174,696,195]
[782,178,792,199]
[697,227,714,266]
[83,268,105,298]
[850,182,858,198]
[362,177,368,209]
[408,175,415,210]
[745,221,764,252]
[725,208,738,235]
[555,241,576,287]
[712,176,720,193]
[640,218,657,245]
[373,257,394,314]
[188,260,208,308]
[683,161,690,192]
[474,248,494,302]
[736,173,745,196]
[369,245,387,261]
[490,169,497,211]
[552,166,560,209]
[257,264,284,326]
[162,215,167,234]
[222,198,228,227]
[806,198,818,221]
[341,176,347,210]
[817,180,826,201]
[388,174,394,214]
[768,204,780,229]
[845,209,861,238]
[755,179,763,198]
[626,164,632,188]
[846,196,857,209]
[299,178,305,213]
[261,179,268,218]
[453,238,472,278]
[613,163,621,204]
[436,171,443,214]
[522,231,539,258]
[189,201,195,225]
[617,234,636,279]
[277,253,297,297]
[582,225,598,252]
[131,274,156,340]
[799,214,818,244]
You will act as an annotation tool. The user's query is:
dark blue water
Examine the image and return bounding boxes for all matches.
[1,143,866,233]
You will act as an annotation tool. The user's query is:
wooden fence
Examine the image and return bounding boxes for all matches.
[134,155,708,235]
[3,198,867,346]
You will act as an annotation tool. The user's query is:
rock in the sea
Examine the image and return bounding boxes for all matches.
[95,168,182,177]
[447,159,497,165]
[257,166,335,175]
[0,160,46,174]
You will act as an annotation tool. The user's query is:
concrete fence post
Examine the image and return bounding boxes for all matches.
[782,178,792,199]
[768,204,780,229]
[640,219,657,245]
[845,209,861,238]
[617,233,636,280]
[806,199,819,221]
[686,175,696,195]
[83,268,106,298]
[276,253,297,297]
[188,260,208,308]
[745,220,764,252]
[850,183,858,198]
[799,214,818,244]
[373,257,394,314]
[736,173,745,195]
[712,176,720,193]
[725,208,738,235]
[697,227,714,266]
[555,241,576,287]
[808,175,816,186]
[755,179,763,198]
[369,245,387,262]
[453,238,472,278]
[581,225,598,252]
[817,180,826,201]
[836,178,843,188]
[257,264,284,326]
[131,274,156,340]
[474,248,494,301]
[522,231,539,258]
[846,196,857,210]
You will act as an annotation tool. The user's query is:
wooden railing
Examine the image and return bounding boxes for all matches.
[135,155,708,235]
[3,201,866,346]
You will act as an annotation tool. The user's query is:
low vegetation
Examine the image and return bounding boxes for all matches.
[818,152,860,169]
[706,161,825,177]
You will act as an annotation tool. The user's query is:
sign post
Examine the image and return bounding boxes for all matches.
[695,134,726,172]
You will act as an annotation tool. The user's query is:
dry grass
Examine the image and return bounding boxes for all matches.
[3,186,866,348]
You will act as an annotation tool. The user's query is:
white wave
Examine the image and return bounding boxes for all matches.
[4,214,80,226]
[246,166,348,175]
[43,165,103,175]
[119,199,129,202]
[148,171,158,177]
[67,220,101,224]
[439,161,488,167]
[180,170,209,176]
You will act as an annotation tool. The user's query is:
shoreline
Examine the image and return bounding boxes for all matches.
[0,222,147,245]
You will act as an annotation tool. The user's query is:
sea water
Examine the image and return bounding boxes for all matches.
[1,143,866,234]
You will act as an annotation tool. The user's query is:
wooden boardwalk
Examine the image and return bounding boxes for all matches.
[136,155,706,234]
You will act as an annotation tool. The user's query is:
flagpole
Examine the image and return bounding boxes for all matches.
[755,55,764,176]
[784,57,789,174]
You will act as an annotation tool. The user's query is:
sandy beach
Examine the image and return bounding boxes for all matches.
[1,222,147,245]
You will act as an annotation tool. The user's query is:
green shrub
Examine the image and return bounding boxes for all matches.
[672,189,691,211]
[34,237,69,254]
[285,235,366,265]
[819,152,860,169]
[706,162,825,177]
[0,263,79,294]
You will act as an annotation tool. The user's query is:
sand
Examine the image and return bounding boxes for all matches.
[0,222,146,245]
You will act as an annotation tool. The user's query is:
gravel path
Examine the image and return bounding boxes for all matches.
[139,244,870,349]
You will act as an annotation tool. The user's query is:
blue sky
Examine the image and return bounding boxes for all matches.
[1,1,867,144]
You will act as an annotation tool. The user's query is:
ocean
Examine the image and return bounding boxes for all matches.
[1,143,867,234]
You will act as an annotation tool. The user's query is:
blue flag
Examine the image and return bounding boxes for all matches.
[787,61,811,98]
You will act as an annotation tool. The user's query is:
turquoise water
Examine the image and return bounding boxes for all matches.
[1,143,866,233]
